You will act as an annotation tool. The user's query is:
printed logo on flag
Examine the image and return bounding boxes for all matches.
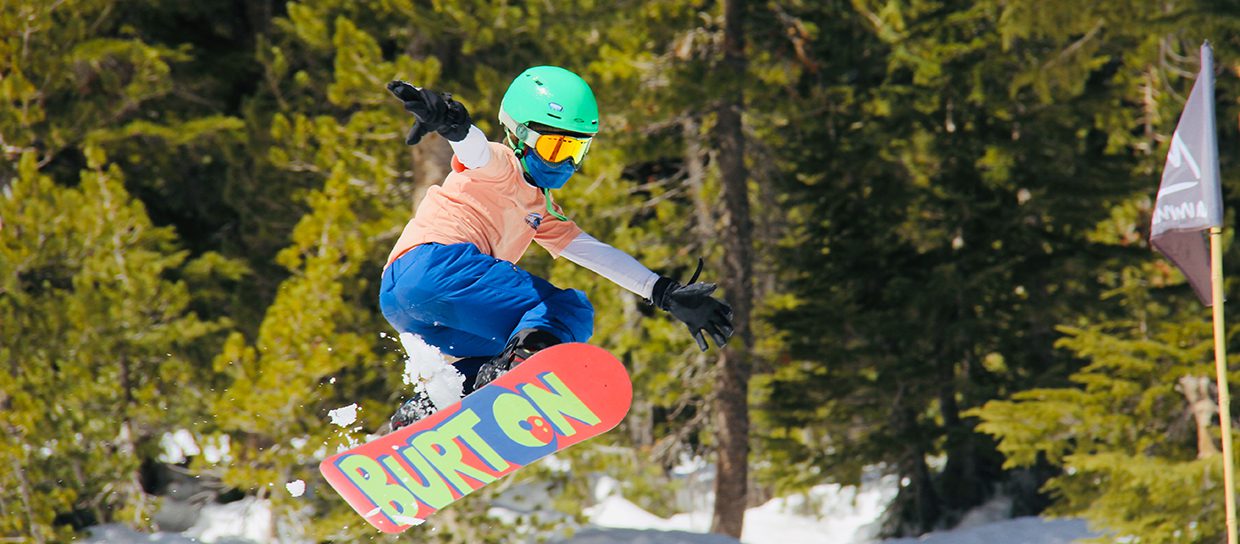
[1153,133,1210,225]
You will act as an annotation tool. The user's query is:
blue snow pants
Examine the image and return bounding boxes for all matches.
[379,242,594,358]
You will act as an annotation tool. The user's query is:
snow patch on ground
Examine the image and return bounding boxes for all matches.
[159,429,200,464]
[158,430,230,464]
[83,498,276,544]
[566,527,741,543]
[580,472,897,543]
[85,448,1097,544]
[954,493,1013,529]
[587,494,684,532]
[742,477,896,544]
[572,465,1095,544]
[398,332,465,410]
[85,524,202,543]
[879,517,1093,544]
[201,435,230,464]
[183,497,273,543]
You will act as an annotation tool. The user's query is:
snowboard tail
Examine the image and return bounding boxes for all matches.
[319,343,632,533]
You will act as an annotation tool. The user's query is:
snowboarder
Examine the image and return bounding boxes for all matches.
[380,66,734,431]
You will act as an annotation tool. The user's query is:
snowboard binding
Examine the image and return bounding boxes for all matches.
[387,329,562,432]
[474,328,561,390]
[389,390,437,432]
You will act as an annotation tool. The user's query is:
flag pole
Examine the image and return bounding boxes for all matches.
[1211,226,1237,544]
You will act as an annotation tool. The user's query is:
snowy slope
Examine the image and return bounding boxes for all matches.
[879,518,1093,544]
[557,516,1094,544]
[577,472,895,543]
[83,337,1098,544]
[84,478,1096,544]
[557,475,1096,544]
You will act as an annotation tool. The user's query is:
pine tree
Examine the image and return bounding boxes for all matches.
[0,0,242,537]
[970,3,1240,540]
[757,0,1211,534]
[18,0,1240,540]
[203,7,424,539]
[973,283,1230,543]
[0,149,224,541]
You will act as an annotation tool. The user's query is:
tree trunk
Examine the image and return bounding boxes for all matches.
[12,455,40,544]
[937,358,989,524]
[885,406,942,536]
[409,134,453,211]
[710,0,753,538]
[622,295,655,448]
[683,116,714,248]
[1180,375,1220,458]
[117,355,151,526]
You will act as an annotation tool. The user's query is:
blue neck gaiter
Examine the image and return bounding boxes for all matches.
[521,148,576,190]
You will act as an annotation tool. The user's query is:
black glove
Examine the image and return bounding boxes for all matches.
[651,275,735,352]
[386,81,472,144]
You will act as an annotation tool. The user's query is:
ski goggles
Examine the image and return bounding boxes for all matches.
[500,110,593,166]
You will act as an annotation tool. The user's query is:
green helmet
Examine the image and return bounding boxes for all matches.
[499,66,599,136]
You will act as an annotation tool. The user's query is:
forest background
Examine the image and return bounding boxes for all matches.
[3,1,1240,543]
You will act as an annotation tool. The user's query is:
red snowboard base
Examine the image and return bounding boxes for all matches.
[319,343,632,533]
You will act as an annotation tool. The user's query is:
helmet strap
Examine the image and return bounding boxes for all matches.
[504,130,521,153]
[507,133,534,179]
[543,188,570,221]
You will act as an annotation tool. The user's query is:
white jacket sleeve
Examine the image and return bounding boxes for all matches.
[560,232,661,299]
[449,125,491,169]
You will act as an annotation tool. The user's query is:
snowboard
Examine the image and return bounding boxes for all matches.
[319,343,632,533]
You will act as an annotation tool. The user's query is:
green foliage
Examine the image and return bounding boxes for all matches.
[762,0,1240,535]
[0,0,186,174]
[0,149,225,540]
[973,294,1231,542]
[6,0,1240,541]
[206,164,393,541]
[964,1,1240,540]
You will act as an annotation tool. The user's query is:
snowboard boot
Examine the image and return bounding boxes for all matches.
[389,389,437,433]
[388,354,497,432]
[473,328,561,391]
[453,355,492,395]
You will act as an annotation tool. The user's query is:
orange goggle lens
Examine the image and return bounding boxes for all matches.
[532,133,591,165]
